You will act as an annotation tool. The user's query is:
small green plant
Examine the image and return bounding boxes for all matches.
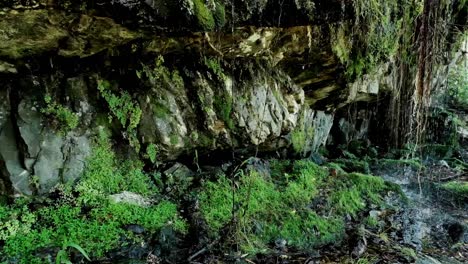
[204,57,226,80]
[0,204,36,241]
[213,93,234,130]
[41,95,79,134]
[400,246,417,260]
[97,79,142,151]
[30,175,40,192]
[146,143,158,164]
[137,56,184,88]
[56,242,91,264]
[365,215,379,228]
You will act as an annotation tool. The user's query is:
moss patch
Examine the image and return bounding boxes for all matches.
[438,181,468,200]
[378,158,424,170]
[193,0,215,31]
[198,160,400,253]
[213,93,235,130]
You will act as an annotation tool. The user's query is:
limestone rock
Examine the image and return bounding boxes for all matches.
[110,191,153,207]
[290,109,334,154]
[233,68,304,146]
[0,99,93,194]
[0,10,139,59]
[0,10,68,59]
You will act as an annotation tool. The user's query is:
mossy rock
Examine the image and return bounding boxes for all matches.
[193,0,216,31]
[0,10,68,59]
[436,181,468,204]
[421,144,455,160]
[377,158,424,171]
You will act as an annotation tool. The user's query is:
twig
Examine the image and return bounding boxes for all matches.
[188,240,218,262]
[188,248,207,262]
[439,173,465,182]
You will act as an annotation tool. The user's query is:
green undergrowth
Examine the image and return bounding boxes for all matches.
[198,159,401,254]
[0,132,186,263]
[76,132,157,206]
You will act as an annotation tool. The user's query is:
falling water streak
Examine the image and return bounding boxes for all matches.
[341,0,346,20]
[278,0,285,27]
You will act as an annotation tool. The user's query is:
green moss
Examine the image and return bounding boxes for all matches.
[439,181,468,199]
[91,201,187,234]
[193,0,215,31]
[146,143,158,164]
[195,132,215,147]
[41,95,79,134]
[204,57,226,80]
[213,93,235,130]
[198,175,233,232]
[330,185,366,216]
[269,159,292,182]
[330,24,352,64]
[153,101,171,119]
[333,158,371,174]
[291,126,314,157]
[198,159,400,253]
[170,134,179,145]
[199,160,343,253]
[329,173,390,216]
[378,158,424,170]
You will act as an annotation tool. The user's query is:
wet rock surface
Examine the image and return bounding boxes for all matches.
[370,165,468,263]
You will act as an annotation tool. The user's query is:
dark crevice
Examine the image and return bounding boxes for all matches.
[6,85,28,171]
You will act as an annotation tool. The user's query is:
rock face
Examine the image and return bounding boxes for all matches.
[0,0,465,194]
